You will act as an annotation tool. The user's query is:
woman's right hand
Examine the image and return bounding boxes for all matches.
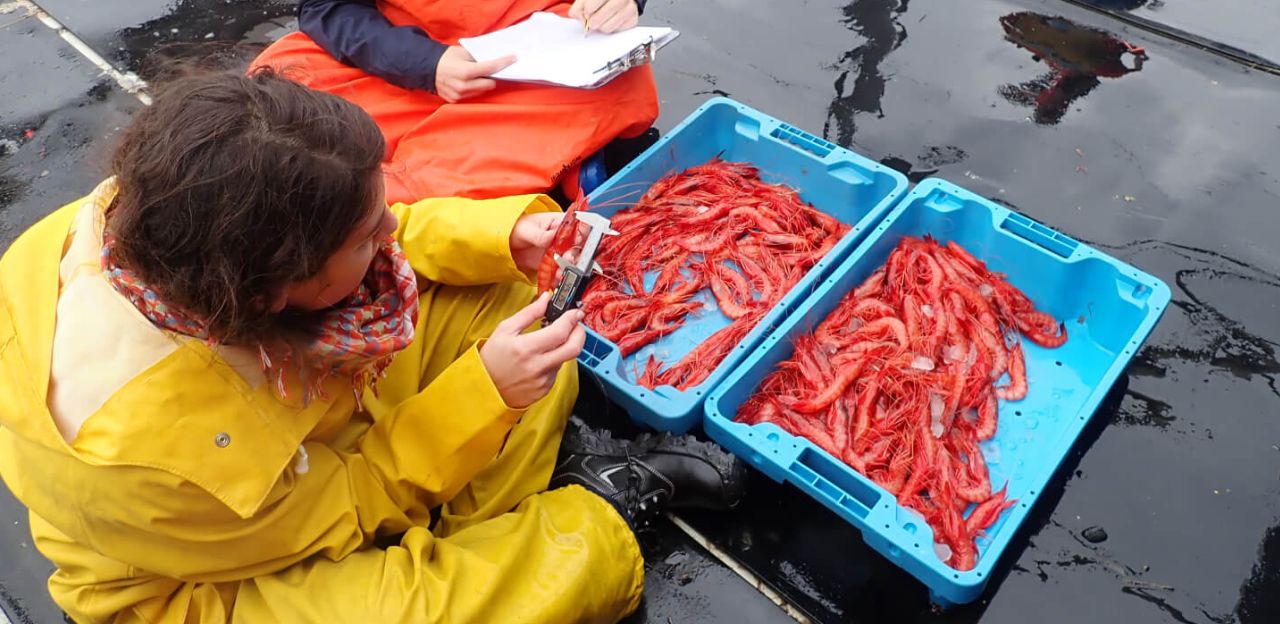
[435,46,516,103]
[479,292,586,408]
[569,0,640,33]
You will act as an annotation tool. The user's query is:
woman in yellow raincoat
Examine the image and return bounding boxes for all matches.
[0,69,743,623]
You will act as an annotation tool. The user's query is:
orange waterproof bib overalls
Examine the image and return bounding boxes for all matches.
[251,0,660,203]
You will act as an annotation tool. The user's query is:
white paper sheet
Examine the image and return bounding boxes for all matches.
[459,12,678,89]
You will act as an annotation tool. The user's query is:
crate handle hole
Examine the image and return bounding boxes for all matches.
[1055,360,1062,366]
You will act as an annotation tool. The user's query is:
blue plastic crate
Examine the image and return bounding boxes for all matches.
[578,97,909,433]
[704,178,1171,605]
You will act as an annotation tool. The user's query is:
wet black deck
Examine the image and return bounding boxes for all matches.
[3,1,1278,623]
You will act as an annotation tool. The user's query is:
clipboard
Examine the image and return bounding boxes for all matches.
[459,13,680,90]
[580,34,667,89]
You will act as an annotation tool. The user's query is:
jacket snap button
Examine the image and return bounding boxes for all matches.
[214,433,231,448]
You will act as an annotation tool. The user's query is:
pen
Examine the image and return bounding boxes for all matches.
[583,3,598,36]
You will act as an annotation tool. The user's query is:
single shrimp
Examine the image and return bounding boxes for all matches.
[946,239,987,273]
[536,196,586,293]
[851,373,880,444]
[787,353,868,414]
[995,343,1027,401]
[617,321,682,357]
[854,268,887,299]
[637,355,663,388]
[975,393,998,441]
[964,485,1010,535]
[1017,311,1068,347]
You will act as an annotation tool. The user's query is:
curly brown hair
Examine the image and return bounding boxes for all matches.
[106,67,386,345]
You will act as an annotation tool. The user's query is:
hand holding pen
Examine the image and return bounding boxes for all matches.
[569,0,640,35]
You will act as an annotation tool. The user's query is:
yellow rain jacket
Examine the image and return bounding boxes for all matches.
[0,180,643,623]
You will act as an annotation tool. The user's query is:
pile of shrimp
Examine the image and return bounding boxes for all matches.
[576,158,849,390]
[738,235,1067,570]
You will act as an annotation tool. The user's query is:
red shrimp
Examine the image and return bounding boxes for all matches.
[649,251,692,293]
[787,354,868,413]
[847,317,910,351]
[851,374,880,444]
[684,201,732,224]
[995,343,1027,401]
[829,399,852,453]
[853,298,897,322]
[678,223,744,253]
[913,250,945,300]
[617,321,681,357]
[637,355,663,388]
[731,205,785,233]
[1017,311,1068,347]
[599,298,647,325]
[598,309,650,343]
[898,451,934,509]
[902,294,922,348]
[854,268,887,299]
[965,486,1017,536]
[946,240,987,273]
[536,197,586,293]
[759,232,811,249]
[924,296,950,355]
[708,262,755,319]
[954,424,991,490]
[880,434,914,495]
[951,454,992,503]
[975,393,998,441]
[973,324,1009,381]
[804,206,845,237]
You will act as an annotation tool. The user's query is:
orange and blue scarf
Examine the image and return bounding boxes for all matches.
[101,237,419,407]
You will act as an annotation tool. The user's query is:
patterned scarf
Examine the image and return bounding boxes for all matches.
[100,236,419,407]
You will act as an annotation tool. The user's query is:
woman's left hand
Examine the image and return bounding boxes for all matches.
[569,0,640,34]
[510,212,566,275]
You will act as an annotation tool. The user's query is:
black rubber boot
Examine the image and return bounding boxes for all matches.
[550,418,748,527]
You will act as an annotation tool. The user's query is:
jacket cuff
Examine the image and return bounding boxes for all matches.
[411,31,449,93]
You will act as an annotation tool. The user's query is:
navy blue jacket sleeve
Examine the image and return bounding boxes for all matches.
[297,0,447,92]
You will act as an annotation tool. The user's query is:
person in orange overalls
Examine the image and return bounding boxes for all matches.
[252,0,660,204]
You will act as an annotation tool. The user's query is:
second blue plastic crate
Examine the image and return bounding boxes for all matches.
[705,178,1171,605]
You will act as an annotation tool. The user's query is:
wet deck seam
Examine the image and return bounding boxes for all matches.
[666,512,814,623]
[20,0,152,104]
